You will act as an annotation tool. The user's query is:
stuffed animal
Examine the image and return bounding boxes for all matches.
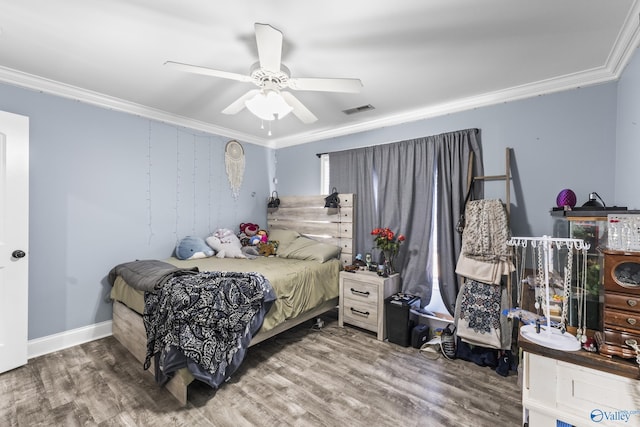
[256,229,268,243]
[175,236,214,260]
[206,228,246,258]
[240,223,259,236]
[238,222,260,246]
[257,241,278,256]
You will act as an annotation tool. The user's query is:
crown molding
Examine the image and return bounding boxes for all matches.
[0,66,275,148]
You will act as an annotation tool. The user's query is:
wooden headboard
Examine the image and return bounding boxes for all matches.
[267,193,355,266]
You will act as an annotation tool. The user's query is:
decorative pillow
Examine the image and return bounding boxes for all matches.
[267,228,300,252]
[175,236,214,260]
[277,236,341,263]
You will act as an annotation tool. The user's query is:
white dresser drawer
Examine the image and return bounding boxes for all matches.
[557,359,640,418]
[342,297,378,331]
[342,278,380,305]
[523,352,640,427]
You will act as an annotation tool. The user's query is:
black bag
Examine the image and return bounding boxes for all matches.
[267,191,280,209]
[411,324,430,348]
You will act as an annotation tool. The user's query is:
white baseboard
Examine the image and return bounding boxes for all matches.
[27,320,113,359]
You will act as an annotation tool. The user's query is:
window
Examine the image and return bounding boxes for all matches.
[322,152,449,314]
[320,153,330,194]
[424,167,450,314]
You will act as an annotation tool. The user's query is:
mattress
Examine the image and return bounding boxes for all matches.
[110,256,341,333]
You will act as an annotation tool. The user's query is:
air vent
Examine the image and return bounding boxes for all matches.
[342,104,375,115]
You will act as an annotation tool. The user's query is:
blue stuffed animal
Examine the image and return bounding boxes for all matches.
[175,236,214,260]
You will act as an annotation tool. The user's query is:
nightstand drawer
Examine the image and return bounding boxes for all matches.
[342,298,378,331]
[342,279,380,304]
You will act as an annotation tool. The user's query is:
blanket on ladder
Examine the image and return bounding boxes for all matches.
[143,271,276,388]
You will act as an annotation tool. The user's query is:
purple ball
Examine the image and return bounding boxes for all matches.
[556,189,577,208]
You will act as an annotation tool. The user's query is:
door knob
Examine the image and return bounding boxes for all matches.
[12,250,25,259]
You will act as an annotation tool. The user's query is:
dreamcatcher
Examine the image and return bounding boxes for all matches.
[225,140,245,200]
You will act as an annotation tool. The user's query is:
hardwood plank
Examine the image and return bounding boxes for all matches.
[0,310,522,426]
[268,206,353,223]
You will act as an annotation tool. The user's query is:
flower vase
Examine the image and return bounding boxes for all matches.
[383,252,395,276]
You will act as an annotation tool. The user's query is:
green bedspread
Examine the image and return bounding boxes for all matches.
[110,256,341,333]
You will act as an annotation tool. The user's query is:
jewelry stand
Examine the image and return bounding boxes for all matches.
[508,236,589,351]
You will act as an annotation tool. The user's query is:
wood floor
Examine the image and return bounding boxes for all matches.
[1,310,522,427]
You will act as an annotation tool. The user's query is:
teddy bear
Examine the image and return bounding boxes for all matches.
[257,241,278,257]
[238,222,260,246]
[240,223,259,236]
[175,236,215,260]
[206,228,246,258]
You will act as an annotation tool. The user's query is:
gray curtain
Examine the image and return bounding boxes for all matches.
[329,146,376,259]
[329,129,482,313]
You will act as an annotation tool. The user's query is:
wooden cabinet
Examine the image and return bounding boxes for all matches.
[338,271,400,341]
[600,249,640,358]
[522,351,640,426]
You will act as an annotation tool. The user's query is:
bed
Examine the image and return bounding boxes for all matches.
[109,194,355,405]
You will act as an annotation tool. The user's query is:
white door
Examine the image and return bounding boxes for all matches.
[0,111,29,374]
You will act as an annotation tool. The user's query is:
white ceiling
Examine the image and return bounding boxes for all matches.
[0,1,638,148]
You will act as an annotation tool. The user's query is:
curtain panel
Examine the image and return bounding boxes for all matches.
[329,129,482,313]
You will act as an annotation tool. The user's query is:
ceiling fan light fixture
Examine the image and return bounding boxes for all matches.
[245,90,292,121]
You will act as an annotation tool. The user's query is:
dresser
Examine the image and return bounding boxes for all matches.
[599,249,640,359]
[338,270,400,341]
[521,347,640,426]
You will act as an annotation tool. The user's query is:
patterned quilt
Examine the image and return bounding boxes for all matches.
[143,271,276,388]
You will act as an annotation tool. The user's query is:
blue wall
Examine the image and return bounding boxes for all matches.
[0,84,272,339]
[615,47,640,209]
[276,82,620,239]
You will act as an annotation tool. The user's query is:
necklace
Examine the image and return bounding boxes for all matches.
[581,248,588,343]
[535,244,544,315]
[576,247,584,342]
[516,244,527,308]
[560,244,573,334]
[575,247,589,343]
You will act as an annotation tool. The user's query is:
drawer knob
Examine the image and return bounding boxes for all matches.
[350,307,370,317]
[627,318,637,326]
[628,299,638,307]
[350,288,370,297]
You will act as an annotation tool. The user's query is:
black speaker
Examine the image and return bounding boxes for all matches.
[411,324,430,348]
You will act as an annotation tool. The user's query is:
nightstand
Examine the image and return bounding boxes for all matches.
[338,270,400,340]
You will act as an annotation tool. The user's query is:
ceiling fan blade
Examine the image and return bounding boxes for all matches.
[255,23,283,73]
[221,89,260,115]
[280,91,318,124]
[288,77,363,93]
[165,61,252,83]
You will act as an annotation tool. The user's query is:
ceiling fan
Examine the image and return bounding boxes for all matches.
[165,23,363,124]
